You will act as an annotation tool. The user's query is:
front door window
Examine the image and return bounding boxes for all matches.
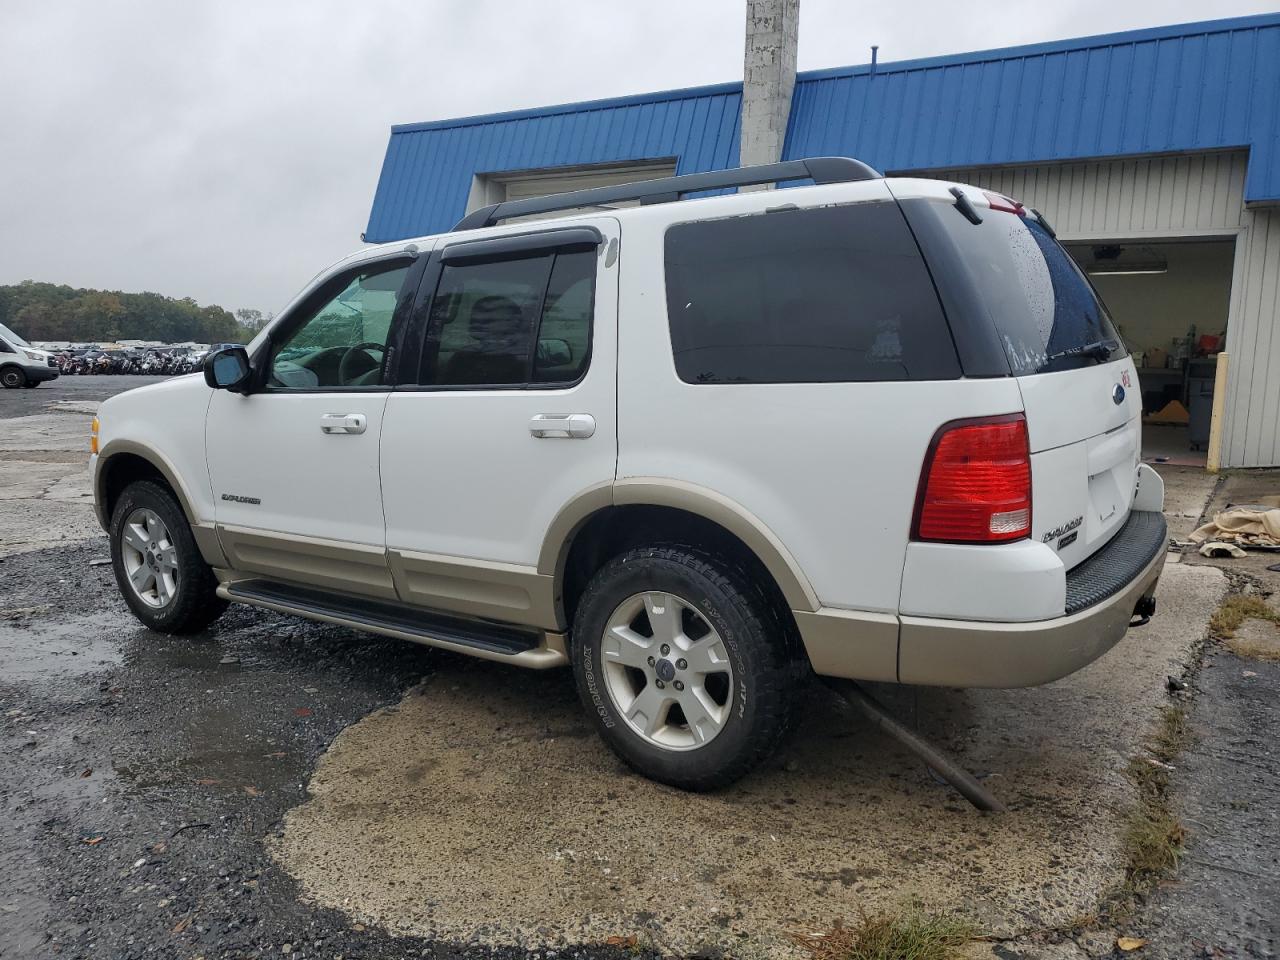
[269,261,410,389]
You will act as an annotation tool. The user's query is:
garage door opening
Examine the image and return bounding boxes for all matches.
[1066,238,1235,468]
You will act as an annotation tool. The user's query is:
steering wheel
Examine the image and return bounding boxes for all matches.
[337,342,386,385]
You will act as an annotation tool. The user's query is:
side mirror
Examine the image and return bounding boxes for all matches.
[203,346,253,392]
[536,337,573,367]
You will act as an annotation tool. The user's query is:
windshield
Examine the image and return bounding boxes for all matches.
[0,322,31,348]
[929,207,1124,375]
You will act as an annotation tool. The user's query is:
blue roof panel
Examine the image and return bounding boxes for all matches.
[784,13,1280,200]
[367,13,1280,241]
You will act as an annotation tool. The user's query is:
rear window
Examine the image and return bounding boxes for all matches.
[663,203,960,384]
[928,206,1124,375]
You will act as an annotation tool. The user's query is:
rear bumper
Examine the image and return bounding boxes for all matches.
[897,510,1168,687]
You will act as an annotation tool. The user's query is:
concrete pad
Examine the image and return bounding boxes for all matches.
[1158,465,1218,542]
[0,411,100,556]
[0,412,95,453]
[1230,616,1280,659]
[271,562,1226,954]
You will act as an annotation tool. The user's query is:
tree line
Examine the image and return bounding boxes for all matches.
[0,280,258,344]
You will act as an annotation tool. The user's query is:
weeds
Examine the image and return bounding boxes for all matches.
[792,909,977,960]
[1209,594,1280,639]
[1109,703,1191,917]
[1208,593,1280,660]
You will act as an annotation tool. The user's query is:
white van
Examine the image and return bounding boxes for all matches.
[0,323,58,388]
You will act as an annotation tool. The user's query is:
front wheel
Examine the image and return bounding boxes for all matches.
[1,366,27,389]
[571,545,802,791]
[109,480,228,634]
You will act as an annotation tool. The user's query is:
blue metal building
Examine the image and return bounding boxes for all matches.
[366,14,1280,469]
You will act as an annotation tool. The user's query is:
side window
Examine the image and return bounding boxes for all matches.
[533,250,595,383]
[421,249,595,388]
[664,203,960,384]
[269,260,410,389]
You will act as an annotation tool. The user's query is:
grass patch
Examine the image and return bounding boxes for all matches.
[1112,703,1193,913]
[792,909,977,960]
[1122,802,1187,889]
[1209,594,1280,639]
[1224,637,1280,662]
[1148,705,1190,762]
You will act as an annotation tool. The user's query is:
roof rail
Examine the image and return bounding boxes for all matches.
[451,156,882,231]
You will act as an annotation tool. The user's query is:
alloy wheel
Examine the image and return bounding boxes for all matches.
[600,591,734,751]
[120,507,179,608]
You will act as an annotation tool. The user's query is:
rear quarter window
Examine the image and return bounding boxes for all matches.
[663,202,960,384]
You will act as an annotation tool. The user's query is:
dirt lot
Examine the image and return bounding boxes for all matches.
[1,378,1278,959]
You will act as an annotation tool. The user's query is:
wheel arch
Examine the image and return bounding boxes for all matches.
[541,478,820,631]
[95,441,228,567]
[1,362,28,385]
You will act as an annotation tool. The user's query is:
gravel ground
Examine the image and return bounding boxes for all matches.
[0,541,642,960]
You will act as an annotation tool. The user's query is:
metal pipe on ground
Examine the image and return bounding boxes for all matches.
[824,678,1008,813]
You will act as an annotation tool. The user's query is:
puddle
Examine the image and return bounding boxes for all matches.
[0,612,125,680]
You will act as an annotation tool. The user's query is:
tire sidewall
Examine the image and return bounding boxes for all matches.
[109,481,204,631]
[1,366,26,389]
[572,549,774,787]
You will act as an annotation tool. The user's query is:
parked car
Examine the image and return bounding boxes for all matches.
[0,322,59,388]
[90,158,1167,790]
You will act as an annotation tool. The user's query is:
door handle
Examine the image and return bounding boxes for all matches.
[319,413,367,435]
[529,413,595,439]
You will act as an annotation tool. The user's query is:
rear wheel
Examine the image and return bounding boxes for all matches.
[571,545,802,791]
[109,480,228,633]
[1,366,27,389]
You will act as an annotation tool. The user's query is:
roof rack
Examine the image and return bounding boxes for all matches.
[451,156,882,231]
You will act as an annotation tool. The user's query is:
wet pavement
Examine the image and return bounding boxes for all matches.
[2,379,1278,958]
[0,374,166,420]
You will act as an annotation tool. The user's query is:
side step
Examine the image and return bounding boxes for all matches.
[220,580,567,668]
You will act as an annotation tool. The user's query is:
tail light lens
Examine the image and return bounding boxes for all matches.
[913,415,1031,543]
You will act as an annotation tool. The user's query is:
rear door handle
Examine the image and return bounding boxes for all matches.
[529,413,595,439]
[319,413,367,435]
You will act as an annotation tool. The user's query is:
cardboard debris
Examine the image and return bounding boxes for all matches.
[1146,399,1190,425]
[1190,500,1280,551]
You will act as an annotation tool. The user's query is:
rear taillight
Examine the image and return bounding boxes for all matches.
[913,415,1031,543]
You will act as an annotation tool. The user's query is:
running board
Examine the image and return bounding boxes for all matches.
[219,580,567,669]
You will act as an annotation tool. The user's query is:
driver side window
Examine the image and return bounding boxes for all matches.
[269,260,410,389]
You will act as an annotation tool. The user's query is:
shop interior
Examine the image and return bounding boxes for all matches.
[1067,238,1234,467]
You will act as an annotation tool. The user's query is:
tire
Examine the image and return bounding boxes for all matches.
[1,366,27,389]
[571,545,802,791]
[109,480,228,634]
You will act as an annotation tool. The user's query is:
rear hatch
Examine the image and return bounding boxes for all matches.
[899,185,1141,570]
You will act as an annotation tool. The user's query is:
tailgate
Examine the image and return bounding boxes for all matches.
[1021,355,1142,569]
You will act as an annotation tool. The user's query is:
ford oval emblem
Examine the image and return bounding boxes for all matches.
[1112,383,1126,405]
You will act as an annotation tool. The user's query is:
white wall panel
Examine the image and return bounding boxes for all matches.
[926,151,1248,239]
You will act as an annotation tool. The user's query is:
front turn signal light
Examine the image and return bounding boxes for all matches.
[90,416,99,455]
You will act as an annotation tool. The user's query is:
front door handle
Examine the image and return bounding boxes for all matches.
[319,413,367,435]
[529,413,595,439]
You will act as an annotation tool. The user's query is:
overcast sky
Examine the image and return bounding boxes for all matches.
[1,0,1275,317]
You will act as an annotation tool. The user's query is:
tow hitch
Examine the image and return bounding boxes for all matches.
[1130,595,1157,628]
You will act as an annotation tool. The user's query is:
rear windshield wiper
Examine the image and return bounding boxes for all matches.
[1045,338,1119,363]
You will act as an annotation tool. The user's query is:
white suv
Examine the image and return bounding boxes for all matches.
[91,158,1167,790]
